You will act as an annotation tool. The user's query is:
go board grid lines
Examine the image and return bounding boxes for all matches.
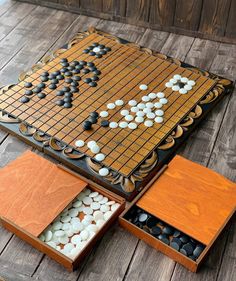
[0,33,216,177]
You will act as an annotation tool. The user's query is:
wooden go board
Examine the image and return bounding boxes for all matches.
[0,28,234,200]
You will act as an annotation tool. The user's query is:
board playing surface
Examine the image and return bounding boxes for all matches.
[0,33,216,177]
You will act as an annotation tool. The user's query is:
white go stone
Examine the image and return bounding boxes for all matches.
[184,84,192,91]
[62,223,71,231]
[174,74,182,80]
[89,192,99,198]
[139,84,148,90]
[55,230,65,237]
[107,103,116,109]
[94,194,103,202]
[81,219,90,227]
[111,203,120,212]
[90,145,100,154]
[136,111,145,117]
[104,211,113,221]
[119,121,128,128]
[148,93,156,99]
[84,214,94,222]
[93,47,101,53]
[181,77,189,83]
[95,153,105,162]
[154,102,163,108]
[96,219,106,228]
[75,140,85,148]
[188,80,196,86]
[91,202,100,210]
[100,197,109,204]
[84,189,91,196]
[100,111,109,118]
[128,100,137,106]
[45,230,53,242]
[159,98,168,104]
[46,241,57,249]
[120,110,129,116]
[72,222,84,232]
[179,88,188,94]
[109,122,118,128]
[143,108,152,114]
[52,221,62,231]
[106,201,115,205]
[131,106,139,113]
[68,208,79,218]
[83,196,93,205]
[142,96,150,102]
[165,82,173,88]
[59,236,69,245]
[128,122,137,129]
[73,200,82,208]
[155,109,164,116]
[93,210,104,221]
[125,115,134,121]
[71,217,80,224]
[155,116,164,123]
[100,204,110,213]
[146,102,154,109]
[99,168,109,176]
[170,78,177,84]
[135,116,144,123]
[71,235,81,245]
[64,243,75,254]
[115,99,124,106]
[83,207,93,215]
[87,140,96,149]
[144,120,154,127]
[157,92,165,98]
[137,103,145,109]
[80,230,89,241]
[87,224,99,233]
[172,85,180,91]
[61,215,71,223]
[146,112,155,119]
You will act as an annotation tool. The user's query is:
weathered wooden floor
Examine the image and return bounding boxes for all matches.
[0,1,235,281]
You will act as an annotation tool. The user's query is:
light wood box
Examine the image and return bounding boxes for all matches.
[0,151,125,271]
[119,155,236,272]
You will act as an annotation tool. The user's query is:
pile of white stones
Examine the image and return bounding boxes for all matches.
[165,74,196,94]
[39,188,120,260]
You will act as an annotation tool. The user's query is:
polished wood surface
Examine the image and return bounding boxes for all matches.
[0,150,88,237]
[137,155,236,245]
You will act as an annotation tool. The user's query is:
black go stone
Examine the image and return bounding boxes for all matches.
[99,44,105,49]
[49,84,57,90]
[83,120,92,130]
[65,78,73,84]
[65,92,73,98]
[60,58,68,63]
[193,246,204,258]
[146,217,158,228]
[64,102,72,108]
[71,87,79,93]
[89,51,96,56]
[72,69,80,74]
[55,100,64,106]
[83,49,89,54]
[171,237,182,247]
[101,120,109,127]
[84,78,92,84]
[33,87,41,93]
[49,74,56,80]
[57,75,64,80]
[71,81,79,87]
[158,234,169,245]
[182,243,194,256]
[92,42,99,47]
[62,86,70,92]
[100,50,107,55]
[89,66,97,71]
[52,70,61,76]
[73,76,81,81]
[24,82,32,88]
[180,249,188,256]
[82,68,90,74]
[75,65,83,70]
[20,96,30,103]
[79,61,87,66]
[87,62,95,67]
[189,255,196,261]
[89,81,97,87]
[89,116,98,124]
[25,90,33,96]
[163,226,174,236]
[173,230,181,238]
[170,242,180,251]
[60,68,68,73]
[134,222,143,228]
[64,97,72,103]
[41,76,49,82]
[37,83,46,89]
[180,235,189,244]
[37,92,46,99]
[61,62,69,67]
[96,54,102,58]
[150,226,162,236]
[177,82,186,89]
[92,75,99,81]
[68,66,75,71]
[104,47,111,52]
[93,70,101,75]
[65,71,72,77]
[71,61,79,66]
[88,46,94,50]
[90,111,99,118]
[42,71,49,76]
[51,79,59,84]
[56,90,64,96]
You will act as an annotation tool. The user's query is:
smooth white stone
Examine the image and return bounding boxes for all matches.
[75,140,85,148]
[111,203,120,212]
[46,241,57,249]
[155,116,164,123]
[157,92,165,98]
[119,121,128,128]
[148,93,156,99]
[80,230,89,241]
[165,82,173,88]
[100,111,109,118]
[144,120,153,127]
[71,217,80,224]
[100,204,110,213]
[136,111,145,117]
[146,102,154,109]
[109,122,118,128]
[95,153,105,161]
[93,210,104,221]
[39,234,45,242]
[115,99,124,106]
[61,215,71,223]
[106,201,115,205]
[90,145,100,154]
[181,77,189,83]
[184,84,192,91]
[87,140,96,149]
[84,188,91,195]
[99,168,109,176]
[143,108,152,114]
[173,74,182,80]
[72,222,84,232]
[81,219,90,226]
[55,230,65,237]
[107,103,116,109]
[87,224,98,233]
[76,241,87,251]
[93,47,101,53]
[125,115,134,121]
[120,110,129,116]
[83,207,93,215]
[52,233,60,245]
[83,196,93,205]
[69,247,81,259]
[91,202,100,210]
[155,109,164,116]
[139,84,148,90]
[128,122,137,129]
[154,102,163,108]
[96,219,106,228]
[62,222,71,231]
[100,197,109,204]
[146,112,155,119]
[52,221,62,231]
[137,103,145,109]
[179,88,188,94]
[77,192,86,200]
[188,80,196,86]
[172,85,180,91]
[44,230,53,242]
[78,204,85,212]
[142,96,150,102]
[104,211,113,221]
[65,228,75,237]
[159,98,168,104]
[64,243,75,254]
[68,208,79,218]
[71,235,81,245]
[135,116,144,123]
[73,200,82,208]
[128,100,137,106]
[89,192,99,198]
[170,78,177,84]
[59,236,69,245]
[131,106,139,113]
[94,194,103,202]
[84,215,94,222]
[88,231,96,240]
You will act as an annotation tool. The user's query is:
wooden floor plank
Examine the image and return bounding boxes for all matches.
[0,0,17,17]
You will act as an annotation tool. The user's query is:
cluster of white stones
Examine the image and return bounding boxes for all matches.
[165,74,196,94]
[39,188,120,260]
[75,140,105,162]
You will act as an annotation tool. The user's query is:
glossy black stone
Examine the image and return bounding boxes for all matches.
[33,87,41,93]
[62,86,70,92]
[64,102,72,108]
[193,246,204,258]
[72,69,80,74]
[24,82,32,88]
[41,76,49,82]
[92,42,99,47]
[60,68,68,73]
[88,46,93,50]
[101,120,109,127]
[182,243,194,255]
[96,54,102,58]
[89,66,97,71]
[99,44,105,49]
[64,97,72,103]
[42,71,49,76]
[51,79,59,85]
[49,84,57,90]
[90,111,99,118]
[57,75,64,80]
[20,96,30,103]
[73,76,81,81]
[171,237,182,246]
[89,116,98,124]
[100,50,107,55]
[56,90,64,96]
[177,82,186,89]
[37,92,46,99]
[71,61,79,66]
[60,58,68,63]
[89,51,96,56]
[52,71,61,76]
[163,226,174,236]
[79,61,87,65]
[146,217,158,228]
[83,120,92,130]
[84,78,92,84]
[170,242,180,251]
[71,81,79,87]
[25,90,33,96]
[87,62,95,67]
[82,68,90,74]
[180,249,187,256]
[93,70,101,75]
[55,100,64,106]
[104,47,111,52]
[64,92,73,98]
[173,230,181,238]
[65,71,72,77]
[180,235,189,244]
[49,74,56,80]
[61,62,69,67]
[158,234,169,245]
[65,78,73,84]
[150,226,161,236]
[83,49,89,54]
[68,66,75,71]
[89,81,97,87]
[70,87,79,93]
[75,64,83,70]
